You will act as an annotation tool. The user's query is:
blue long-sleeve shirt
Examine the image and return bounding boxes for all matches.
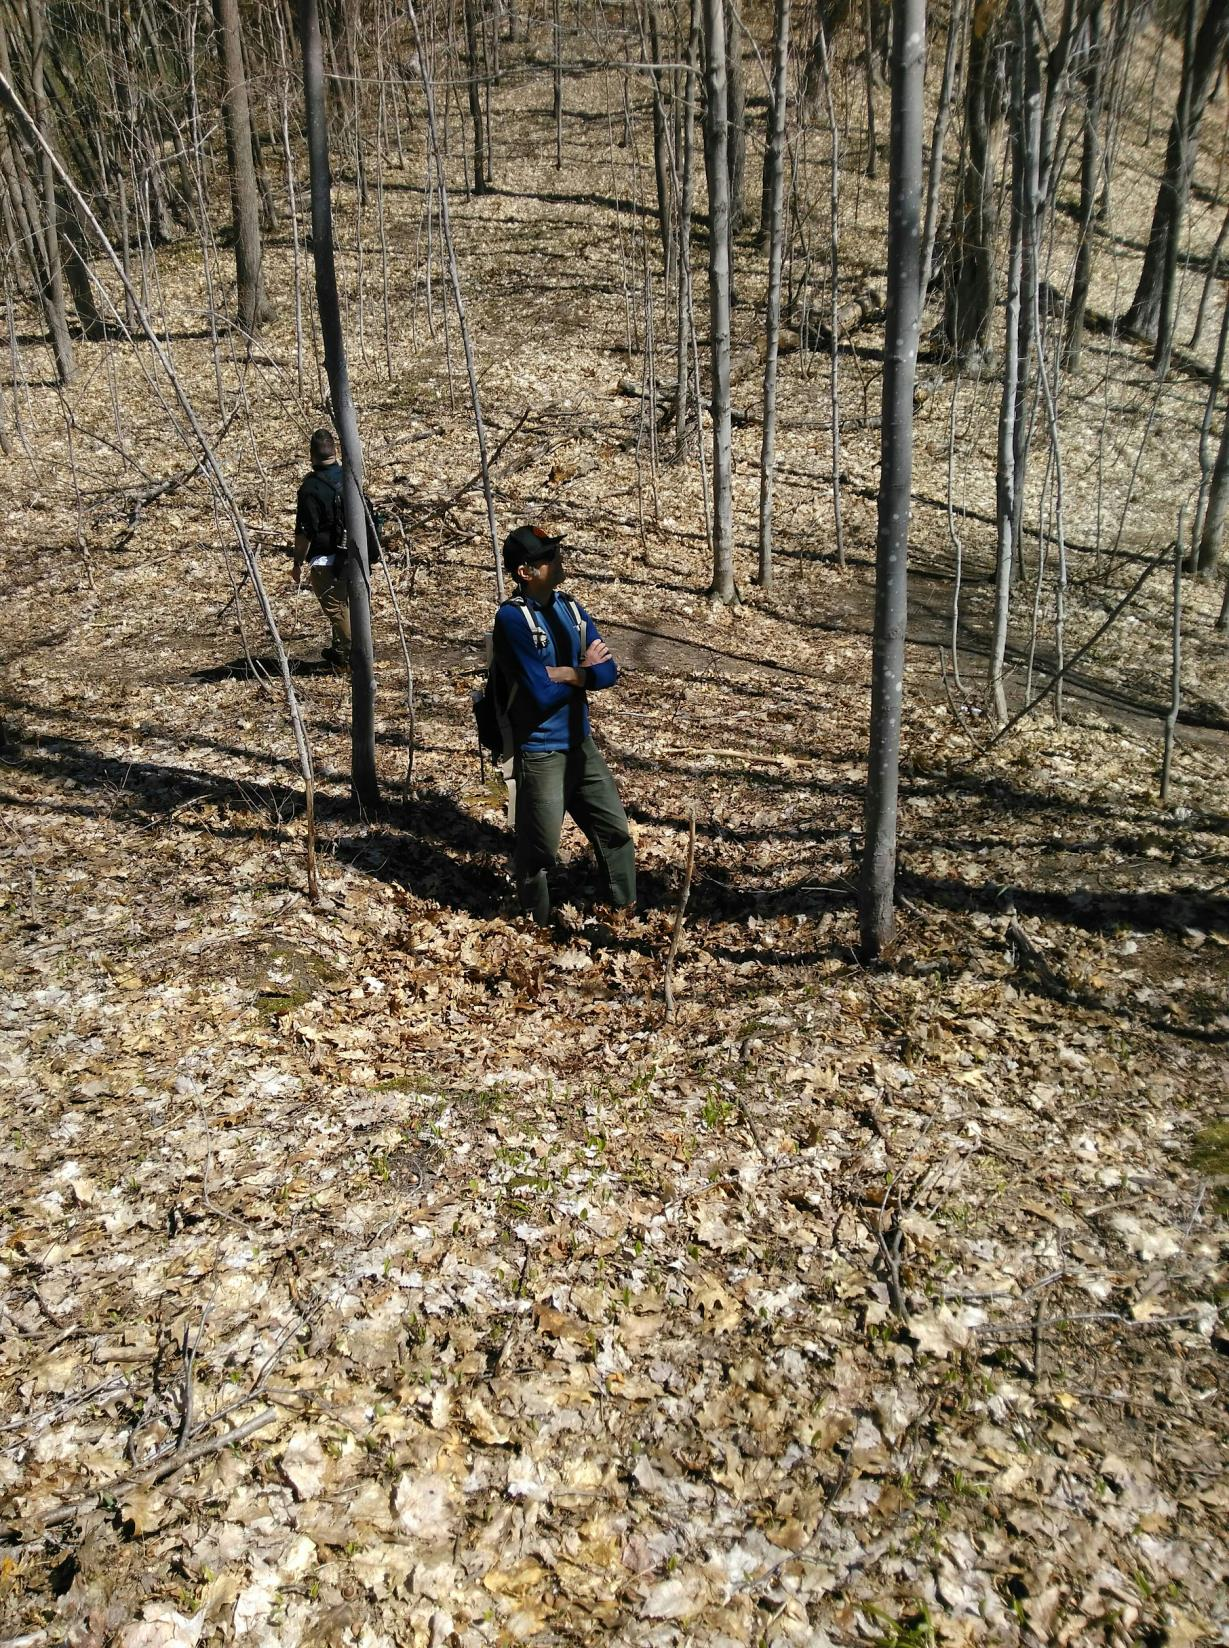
[493,592,618,752]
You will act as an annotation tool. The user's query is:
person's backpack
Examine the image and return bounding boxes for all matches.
[472,595,585,761]
[303,469,383,564]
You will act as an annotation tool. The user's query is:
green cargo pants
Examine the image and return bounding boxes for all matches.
[513,737,636,925]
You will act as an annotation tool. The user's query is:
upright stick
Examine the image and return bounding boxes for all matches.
[859,0,925,962]
[1160,516,1183,805]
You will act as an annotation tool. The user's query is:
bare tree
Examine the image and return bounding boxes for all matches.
[8,0,73,381]
[701,0,736,602]
[919,0,965,303]
[1065,0,1104,371]
[1124,0,1229,351]
[1194,388,1229,578]
[942,0,1006,363]
[757,0,790,586]
[464,0,489,193]
[861,0,925,962]
[217,0,271,333]
[300,0,378,811]
[0,62,320,898]
[406,0,503,600]
[988,13,1027,725]
[725,0,746,238]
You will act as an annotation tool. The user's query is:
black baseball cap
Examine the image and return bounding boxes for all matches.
[503,524,564,572]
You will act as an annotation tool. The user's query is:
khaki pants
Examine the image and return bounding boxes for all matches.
[512,737,636,925]
[308,564,350,658]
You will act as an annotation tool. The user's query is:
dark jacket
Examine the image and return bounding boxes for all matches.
[295,462,382,563]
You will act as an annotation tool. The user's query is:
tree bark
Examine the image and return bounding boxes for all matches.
[1196,400,1229,576]
[646,3,674,285]
[757,0,790,586]
[942,0,1005,361]
[1124,0,1229,347]
[989,23,1025,726]
[675,0,701,453]
[919,0,964,301]
[1009,0,1040,585]
[299,0,379,812]
[725,0,746,236]
[860,0,924,963]
[464,0,489,191]
[216,0,271,333]
[1065,0,1103,371]
[701,0,736,602]
[18,0,74,381]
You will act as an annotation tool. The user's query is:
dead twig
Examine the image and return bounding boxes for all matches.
[1006,917,1073,1001]
[19,1406,279,1539]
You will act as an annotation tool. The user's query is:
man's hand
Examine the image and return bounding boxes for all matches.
[546,665,584,687]
[583,638,612,668]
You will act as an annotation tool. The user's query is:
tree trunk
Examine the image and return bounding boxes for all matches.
[860,0,924,963]
[725,0,746,237]
[216,0,271,333]
[647,3,674,286]
[1065,0,1103,371]
[942,0,1005,361]
[1196,404,1229,576]
[863,0,878,176]
[19,0,73,381]
[61,200,106,338]
[464,0,489,191]
[407,0,504,601]
[675,0,700,453]
[757,0,790,586]
[1124,0,1229,346]
[701,0,736,602]
[989,25,1026,725]
[919,0,964,301]
[299,0,379,812]
[1009,0,1041,584]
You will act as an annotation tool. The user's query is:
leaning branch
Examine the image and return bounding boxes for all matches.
[969,539,1176,761]
[0,68,319,901]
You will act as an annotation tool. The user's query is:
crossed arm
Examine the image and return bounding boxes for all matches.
[546,635,613,690]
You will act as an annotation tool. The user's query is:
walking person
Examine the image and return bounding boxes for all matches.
[292,428,380,669]
[494,525,636,926]
[293,429,349,667]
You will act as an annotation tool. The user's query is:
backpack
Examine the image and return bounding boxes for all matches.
[302,469,383,564]
[472,594,585,761]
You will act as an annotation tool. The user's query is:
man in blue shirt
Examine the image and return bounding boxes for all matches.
[494,525,636,926]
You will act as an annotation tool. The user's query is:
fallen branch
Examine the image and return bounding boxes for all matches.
[654,743,798,766]
[16,1406,279,1539]
[1006,917,1072,1000]
[798,284,884,348]
[616,376,756,427]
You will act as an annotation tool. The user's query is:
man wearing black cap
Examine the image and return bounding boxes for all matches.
[494,525,635,926]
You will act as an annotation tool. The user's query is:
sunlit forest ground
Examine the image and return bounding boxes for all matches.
[2,8,1228,1645]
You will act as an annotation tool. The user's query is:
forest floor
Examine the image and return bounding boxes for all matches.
[3,15,1229,1648]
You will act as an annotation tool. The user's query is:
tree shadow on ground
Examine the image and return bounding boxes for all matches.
[187,653,344,683]
[333,786,681,923]
[898,865,1229,938]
